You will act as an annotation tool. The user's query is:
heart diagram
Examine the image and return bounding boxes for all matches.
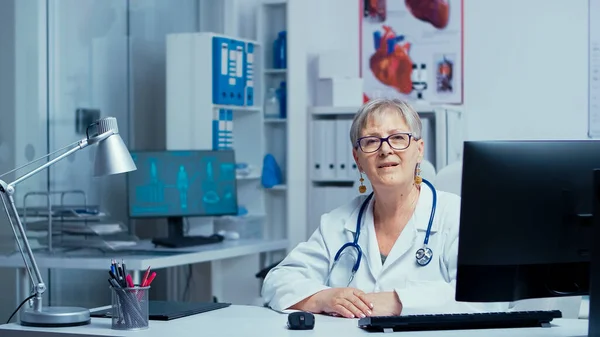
[369,25,413,95]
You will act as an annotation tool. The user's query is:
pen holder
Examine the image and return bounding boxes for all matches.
[110,285,150,330]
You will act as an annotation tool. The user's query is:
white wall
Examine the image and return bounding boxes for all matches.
[463,0,589,140]
[298,0,590,141]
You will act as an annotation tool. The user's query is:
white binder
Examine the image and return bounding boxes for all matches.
[312,120,338,180]
[334,119,350,180]
[345,119,359,181]
[322,120,337,180]
[311,120,324,180]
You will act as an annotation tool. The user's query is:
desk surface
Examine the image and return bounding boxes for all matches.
[0,305,590,337]
[0,238,288,271]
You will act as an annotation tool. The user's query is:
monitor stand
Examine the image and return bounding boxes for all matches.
[589,169,600,337]
[166,216,185,240]
[151,216,224,248]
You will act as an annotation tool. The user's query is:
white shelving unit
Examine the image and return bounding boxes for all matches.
[256,0,289,258]
[165,31,291,304]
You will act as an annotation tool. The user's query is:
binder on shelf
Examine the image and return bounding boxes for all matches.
[345,120,359,179]
[311,120,324,180]
[226,109,234,148]
[232,39,245,106]
[212,109,233,150]
[311,120,337,180]
[245,42,255,106]
[312,119,359,182]
[334,119,350,179]
[324,120,336,179]
[212,36,231,105]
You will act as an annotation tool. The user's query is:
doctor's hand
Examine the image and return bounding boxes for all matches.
[303,288,374,319]
[364,291,403,316]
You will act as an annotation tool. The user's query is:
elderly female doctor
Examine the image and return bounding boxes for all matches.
[261,98,497,318]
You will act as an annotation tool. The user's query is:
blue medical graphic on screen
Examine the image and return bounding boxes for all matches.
[127,150,238,217]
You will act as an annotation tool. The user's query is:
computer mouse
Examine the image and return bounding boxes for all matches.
[287,311,315,330]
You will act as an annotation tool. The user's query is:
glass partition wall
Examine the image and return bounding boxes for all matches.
[0,0,201,318]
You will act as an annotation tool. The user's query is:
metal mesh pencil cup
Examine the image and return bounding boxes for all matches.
[110,285,150,330]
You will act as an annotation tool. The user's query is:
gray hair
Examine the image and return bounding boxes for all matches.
[349,98,422,148]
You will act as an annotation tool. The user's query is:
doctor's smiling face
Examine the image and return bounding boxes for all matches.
[351,99,424,192]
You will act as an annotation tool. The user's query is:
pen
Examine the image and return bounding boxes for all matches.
[141,266,151,287]
[126,274,134,288]
[121,259,127,279]
[144,272,156,287]
[109,270,119,282]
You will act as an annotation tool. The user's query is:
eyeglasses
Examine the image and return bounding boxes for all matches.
[356,133,414,153]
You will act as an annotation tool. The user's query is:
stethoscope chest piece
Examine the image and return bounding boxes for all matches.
[415,246,433,266]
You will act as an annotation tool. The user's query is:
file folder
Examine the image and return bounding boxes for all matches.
[311,120,324,180]
[212,109,233,150]
[212,36,231,105]
[345,119,359,178]
[226,109,234,148]
[311,119,338,180]
[323,120,337,180]
[232,39,245,106]
[245,42,255,106]
[334,119,350,180]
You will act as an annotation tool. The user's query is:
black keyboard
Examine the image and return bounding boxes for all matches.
[152,234,224,248]
[358,310,562,332]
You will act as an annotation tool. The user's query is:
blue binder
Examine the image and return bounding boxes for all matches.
[245,42,255,106]
[231,39,245,106]
[225,110,233,148]
[212,37,231,105]
[212,109,234,150]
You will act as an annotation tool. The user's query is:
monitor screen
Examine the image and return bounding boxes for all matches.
[127,150,238,218]
[455,140,599,303]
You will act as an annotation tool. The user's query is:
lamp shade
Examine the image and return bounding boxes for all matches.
[93,134,137,176]
[91,117,137,177]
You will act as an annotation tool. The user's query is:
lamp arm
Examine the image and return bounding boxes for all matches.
[0,182,46,312]
[8,139,89,188]
[5,130,114,188]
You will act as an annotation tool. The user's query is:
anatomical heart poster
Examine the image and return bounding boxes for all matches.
[360,0,463,104]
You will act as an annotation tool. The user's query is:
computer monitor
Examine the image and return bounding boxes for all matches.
[455,140,600,335]
[127,150,238,239]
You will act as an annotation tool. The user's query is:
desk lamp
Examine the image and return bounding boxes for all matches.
[0,117,136,327]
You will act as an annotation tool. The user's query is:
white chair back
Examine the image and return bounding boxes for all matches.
[434,161,463,196]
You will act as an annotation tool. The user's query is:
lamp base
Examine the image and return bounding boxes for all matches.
[20,306,91,327]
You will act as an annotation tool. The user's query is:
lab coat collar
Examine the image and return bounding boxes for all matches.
[343,194,371,233]
[342,185,439,234]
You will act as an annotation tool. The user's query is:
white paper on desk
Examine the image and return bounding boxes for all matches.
[61,223,123,235]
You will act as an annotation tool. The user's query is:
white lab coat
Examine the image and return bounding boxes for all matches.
[261,186,582,316]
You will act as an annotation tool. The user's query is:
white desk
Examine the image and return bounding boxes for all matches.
[0,238,287,301]
[0,305,590,337]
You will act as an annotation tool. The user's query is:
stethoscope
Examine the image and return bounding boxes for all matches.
[325,178,437,286]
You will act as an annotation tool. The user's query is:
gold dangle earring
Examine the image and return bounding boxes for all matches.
[414,163,422,185]
[358,172,367,194]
